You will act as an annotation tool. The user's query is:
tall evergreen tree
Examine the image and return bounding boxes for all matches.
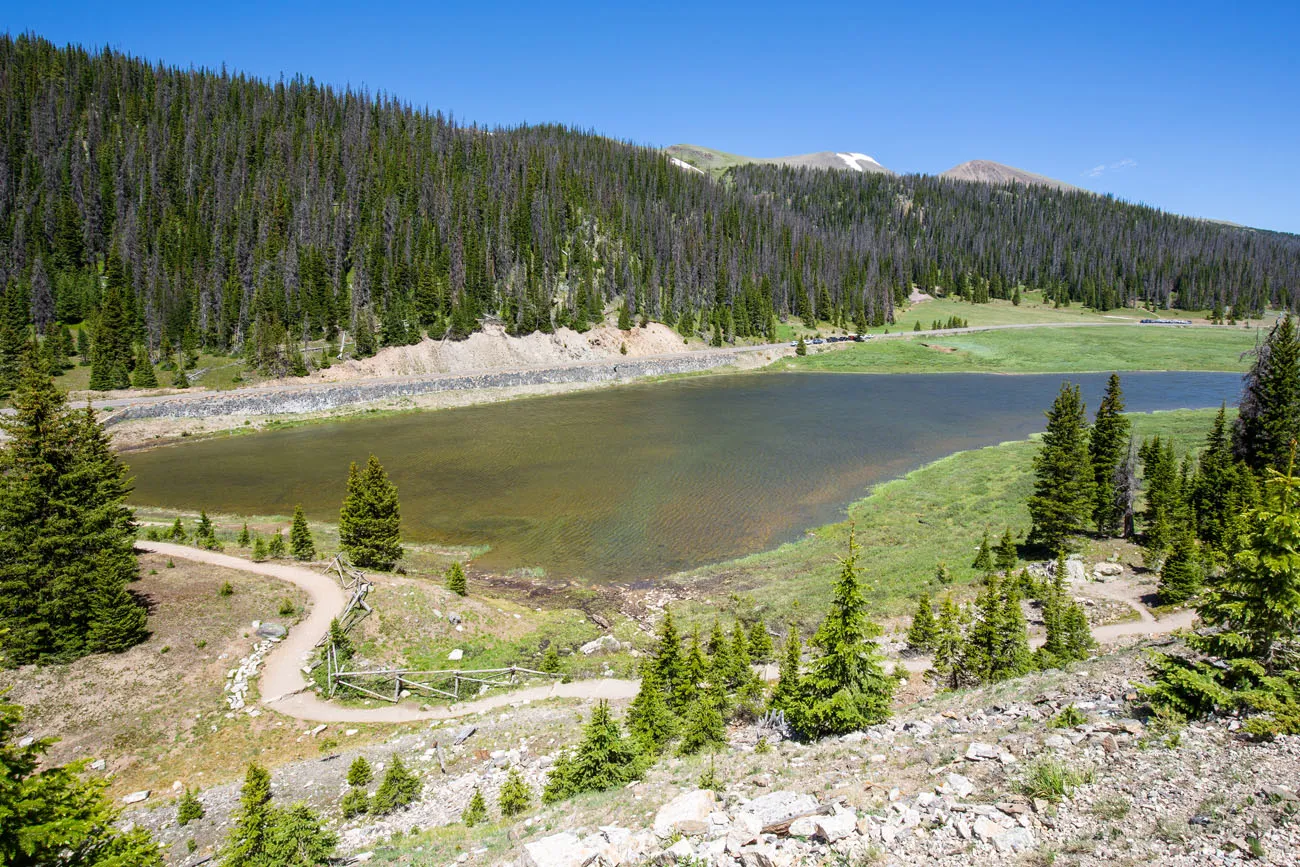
[994,527,1019,573]
[131,345,158,388]
[928,596,967,690]
[769,626,803,714]
[972,531,995,573]
[1028,383,1094,549]
[0,356,146,663]
[1234,315,1300,474]
[1089,374,1131,535]
[1147,459,1300,735]
[747,617,774,662]
[652,608,686,712]
[626,661,676,754]
[905,593,938,653]
[338,455,402,569]
[789,528,895,738]
[1158,531,1203,605]
[289,506,315,561]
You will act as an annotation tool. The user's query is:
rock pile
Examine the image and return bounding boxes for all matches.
[225,631,278,713]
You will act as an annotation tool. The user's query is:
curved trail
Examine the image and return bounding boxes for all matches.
[138,541,637,723]
[144,541,1193,723]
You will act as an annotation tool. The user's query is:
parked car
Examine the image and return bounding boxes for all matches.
[811,338,824,345]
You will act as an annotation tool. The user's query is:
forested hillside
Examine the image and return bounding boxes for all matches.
[1,34,1298,386]
[732,165,1300,313]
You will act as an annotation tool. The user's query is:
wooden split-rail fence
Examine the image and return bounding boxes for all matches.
[313,553,562,702]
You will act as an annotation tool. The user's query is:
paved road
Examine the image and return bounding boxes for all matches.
[143,541,1195,723]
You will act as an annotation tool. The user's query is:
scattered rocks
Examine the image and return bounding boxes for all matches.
[520,831,596,867]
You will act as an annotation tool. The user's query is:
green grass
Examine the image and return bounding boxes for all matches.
[780,324,1261,375]
[671,408,1226,632]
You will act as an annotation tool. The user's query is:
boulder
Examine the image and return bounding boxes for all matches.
[736,790,819,827]
[996,825,1036,853]
[520,832,597,867]
[939,772,974,799]
[1093,562,1123,577]
[580,635,621,655]
[725,812,763,849]
[122,790,150,804]
[965,742,998,761]
[653,789,716,837]
[813,806,858,842]
[787,816,818,838]
[447,648,464,661]
[255,622,287,639]
[1066,559,1087,583]
[972,816,1004,842]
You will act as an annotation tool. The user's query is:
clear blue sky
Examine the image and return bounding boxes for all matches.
[6,0,1298,233]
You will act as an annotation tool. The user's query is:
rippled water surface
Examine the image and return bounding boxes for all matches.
[127,371,1241,581]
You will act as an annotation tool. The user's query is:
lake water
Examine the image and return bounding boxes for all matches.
[126,371,1242,582]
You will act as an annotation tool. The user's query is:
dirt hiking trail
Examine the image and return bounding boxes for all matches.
[142,542,1191,723]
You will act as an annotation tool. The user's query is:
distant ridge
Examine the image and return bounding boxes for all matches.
[665,144,893,178]
[938,159,1079,192]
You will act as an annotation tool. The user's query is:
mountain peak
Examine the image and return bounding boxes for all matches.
[940,160,1079,192]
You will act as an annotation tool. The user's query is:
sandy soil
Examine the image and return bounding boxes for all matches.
[270,321,689,385]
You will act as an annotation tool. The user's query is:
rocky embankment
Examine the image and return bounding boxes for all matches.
[102,350,765,424]
[131,651,1300,867]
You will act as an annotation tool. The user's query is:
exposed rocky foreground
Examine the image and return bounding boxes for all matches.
[127,649,1299,866]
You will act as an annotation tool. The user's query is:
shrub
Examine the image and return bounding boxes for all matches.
[347,756,373,787]
[1048,704,1087,729]
[497,767,531,818]
[1019,759,1092,803]
[372,756,421,814]
[461,788,488,827]
[340,789,370,819]
[177,788,204,826]
[218,581,234,597]
[445,562,467,596]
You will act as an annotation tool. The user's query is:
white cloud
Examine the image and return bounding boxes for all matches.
[1084,158,1138,178]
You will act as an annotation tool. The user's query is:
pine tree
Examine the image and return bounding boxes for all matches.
[222,764,273,866]
[340,789,369,819]
[445,561,467,596]
[1090,374,1131,535]
[251,536,268,562]
[266,531,286,559]
[769,626,804,713]
[972,531,995,573]
[1158,532,1203,605]
[177,788,205,827]
[790,528,895,738]
[132,345,158,388]
[195,510,220,550]
[729,620,754,690]
[1028,383,1094,549]
[681,628,708,710]
[706,619,732,683]
[928,596,967,690]
[338,455,403,569]
[678,680,728,756]
[0,357,147,663]
[289,506,315,561]
[1193,405,1259,554]
[994,528,1018,573]
[461,788,488,827]
[1140,436,1186,569]
[237,523,251,547]
[539,644,561,673]
[541,701,642,802]
[747,617,774,662]
[1234,315,1300,474]
[0,698,162,865]
[168,517,187,542]
[935,561,953,585]
[654,608,687,712]
[497,766,532,818]
[172,364,189,388]
[346,757,372,788]
[372,755,422,814]
[906,593,938,653]
[626,661,676,754]
[795,336,807,356]
[1146,458,1300,735]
